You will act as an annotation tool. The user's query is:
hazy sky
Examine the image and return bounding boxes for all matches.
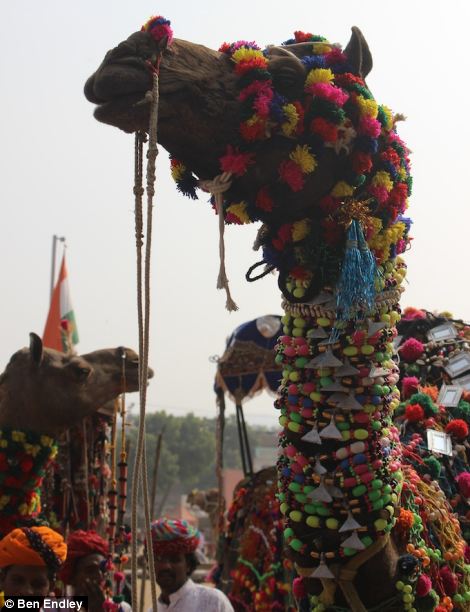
[1,0,469,428]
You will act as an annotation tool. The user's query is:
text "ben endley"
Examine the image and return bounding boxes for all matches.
[16,600,83,610]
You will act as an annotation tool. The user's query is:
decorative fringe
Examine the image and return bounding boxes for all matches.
[335,220,377,322]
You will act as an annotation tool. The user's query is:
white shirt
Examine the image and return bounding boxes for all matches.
[153,579,234,611]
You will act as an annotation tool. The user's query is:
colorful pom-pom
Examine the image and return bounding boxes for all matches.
[445,419,469,440]
[399,338,425,362]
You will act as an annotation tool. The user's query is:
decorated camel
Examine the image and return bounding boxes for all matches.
[85,16,470,611]
[0,332,151,537]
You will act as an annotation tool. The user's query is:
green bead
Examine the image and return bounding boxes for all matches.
[293,287,305,299]
[275,354,284,364]
[304,504,316,515]
[354,429,368,441]
[353,484,367,497]
[316,506,331,517]
[374,518,388,531]
[343,547,358,556]
[287,421,301,433]
[326,518,339,530]
[371,499,384,511]
[306,515,320,528]
[289,538,303,551]
[288,482,302,493]
[293,317,306,328]
[368,489,381,502]
[361,536,373,547]
[295,494,307,504]
[371,479,383,489]
[280,502,288,515]
[292,327,304,337]
[290,412,302,424]
[295,357,309,368]
[284,527,294,538]
[290,510,303,522]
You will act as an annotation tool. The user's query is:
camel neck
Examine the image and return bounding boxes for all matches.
[276,280,404,574]
[0,427,57,538]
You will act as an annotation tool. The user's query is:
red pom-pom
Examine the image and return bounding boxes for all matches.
[292,577,306,599]
[439,566,458,595]
[456,472,470,498]
[416,573,432,597]
[399,337,425,362]
[402,376,419,400]
[405,403,425,423]
[446,419,469,441]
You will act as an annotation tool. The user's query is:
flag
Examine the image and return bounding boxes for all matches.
[43,255,79,352]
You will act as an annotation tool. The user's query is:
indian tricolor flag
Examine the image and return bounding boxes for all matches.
[43,255,79,352]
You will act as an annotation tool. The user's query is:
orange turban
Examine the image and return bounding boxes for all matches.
[0,527,67,572]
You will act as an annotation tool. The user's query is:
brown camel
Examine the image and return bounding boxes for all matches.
[0,332,152,536]
[85,22,468,611]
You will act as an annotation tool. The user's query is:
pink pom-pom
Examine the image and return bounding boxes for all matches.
[456,472,470,498]
[402,376,419,400]
[439,566,458,595]
[399,338,425,362]
[359,116,382,138]
[416,573,432,597]
[402,307,426,320]
[465,545,470,564]
[307,82,349,106]
[293,576,306,599]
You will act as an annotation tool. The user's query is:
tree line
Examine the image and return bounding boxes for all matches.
[124,411,276,516]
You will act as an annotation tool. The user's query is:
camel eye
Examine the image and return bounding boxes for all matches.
[74,367,91,381]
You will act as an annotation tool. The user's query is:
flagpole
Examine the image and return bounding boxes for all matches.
[50,235,66,299]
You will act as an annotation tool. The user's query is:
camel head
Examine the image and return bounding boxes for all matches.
[0,333,153,436]
[85,16,412,306]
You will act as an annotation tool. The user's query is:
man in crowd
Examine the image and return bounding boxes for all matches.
[0,526,67,597]
[150,518,233,611]
[60,530,131,612]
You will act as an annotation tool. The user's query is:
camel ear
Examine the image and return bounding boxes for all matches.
[29,333,44,366]
[344,26,373,79]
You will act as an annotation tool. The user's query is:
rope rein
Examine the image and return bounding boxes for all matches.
[130,70,159,612]
[199,173,238,312]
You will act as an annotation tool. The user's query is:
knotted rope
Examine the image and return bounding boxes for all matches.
[199,172,238,312]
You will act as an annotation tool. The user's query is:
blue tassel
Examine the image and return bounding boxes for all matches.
[335,220,376,323]
[357,222,377,308]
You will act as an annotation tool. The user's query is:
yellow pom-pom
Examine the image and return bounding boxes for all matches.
[305,68,334,86]
[226,202,251,224]
[357,96,378,118]
[290,145,317,173]
[331,181,355,197]
[372,171,394,192]
[292,220,310,242]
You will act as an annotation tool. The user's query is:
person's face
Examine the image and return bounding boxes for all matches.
[154,552,189,594]
[72,553,105,594]
[0,565,50,597]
